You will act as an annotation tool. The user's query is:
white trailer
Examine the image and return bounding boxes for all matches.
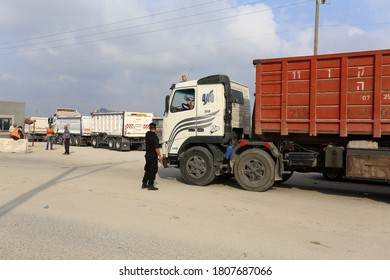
[48,108,92,146]
[91,111,153,151]
[25,116,48,142]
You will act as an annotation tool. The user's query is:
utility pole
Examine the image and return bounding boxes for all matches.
[314,0,325,55]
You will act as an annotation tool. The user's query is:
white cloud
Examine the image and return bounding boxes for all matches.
[2,73,17,81]
[54,74,78,83]
[47,48,60,56]
[347,26,365,37]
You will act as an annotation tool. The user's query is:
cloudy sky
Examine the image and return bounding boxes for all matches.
[1,0,390,117]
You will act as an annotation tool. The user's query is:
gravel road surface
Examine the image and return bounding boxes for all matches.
[1,142,390,260]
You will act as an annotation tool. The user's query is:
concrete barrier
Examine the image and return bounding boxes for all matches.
[0,138,29,153]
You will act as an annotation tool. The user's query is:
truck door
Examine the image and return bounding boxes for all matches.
[164,88,197,155]
[195,84,224,138]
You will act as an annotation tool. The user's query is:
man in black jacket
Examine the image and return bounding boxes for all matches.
[142,123,161,190]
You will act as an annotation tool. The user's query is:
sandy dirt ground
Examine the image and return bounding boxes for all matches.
[1,142,390,260]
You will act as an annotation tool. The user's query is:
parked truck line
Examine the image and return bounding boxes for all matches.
[48,108,92,146]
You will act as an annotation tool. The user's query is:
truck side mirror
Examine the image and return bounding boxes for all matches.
[165,95,170,114]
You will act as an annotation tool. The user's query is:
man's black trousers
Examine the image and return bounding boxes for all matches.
[142,155,158,186]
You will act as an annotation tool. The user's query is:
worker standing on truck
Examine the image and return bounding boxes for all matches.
[141,123,161,191]
[46,124,54,150]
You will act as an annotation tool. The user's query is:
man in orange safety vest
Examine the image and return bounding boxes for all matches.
[46,124,54,150]
[10,124,21,140]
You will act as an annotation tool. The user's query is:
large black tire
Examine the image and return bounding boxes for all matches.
[234,149,275,192]
[108,138,116,150]
[70,135,76,146]
[322,168,343,181]
[92,137,99,148]
[75,135,82,146]
[56,135,63,145]
[135,143,145,151]
[180,147,215,186]
[115,138,122,151]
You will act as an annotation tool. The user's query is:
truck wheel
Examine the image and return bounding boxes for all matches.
[56,135,63,145]
[75,135,81,146]
[134,143,145,151]
[322,168,343,181]
[115,138,122,151]
[234,149,275,192]
[92,137,99,148]
[108,138,116,150]
[180,147,215,186]
[70,135,76,146]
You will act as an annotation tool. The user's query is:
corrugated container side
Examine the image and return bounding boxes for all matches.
[91,112,124,136]
[254,49,390,138]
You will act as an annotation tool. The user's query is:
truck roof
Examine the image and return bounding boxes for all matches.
[172,76,247,89]
[91,111,153,116]
[55,108,81,117]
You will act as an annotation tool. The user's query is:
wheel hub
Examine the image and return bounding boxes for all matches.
[186,156,206,178]
[242,159,265,182]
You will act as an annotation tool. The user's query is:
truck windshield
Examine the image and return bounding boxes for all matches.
[170,89,195,112]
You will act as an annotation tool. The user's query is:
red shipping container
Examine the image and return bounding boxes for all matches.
[253,49,390,138]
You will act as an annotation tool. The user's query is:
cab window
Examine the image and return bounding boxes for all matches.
[170,89,195,113]
[231,89,244,105]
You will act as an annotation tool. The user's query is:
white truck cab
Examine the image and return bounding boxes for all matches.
[162,74,250,185]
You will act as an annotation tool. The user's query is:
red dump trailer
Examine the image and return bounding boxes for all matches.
[253,49,390,140]
[242,49,390,190]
